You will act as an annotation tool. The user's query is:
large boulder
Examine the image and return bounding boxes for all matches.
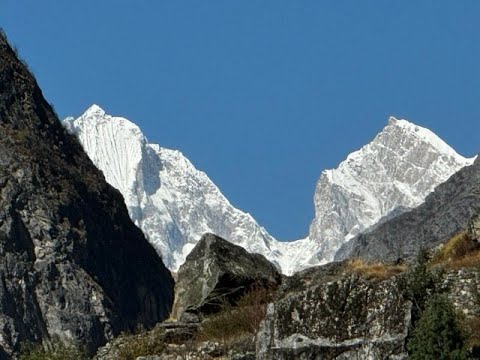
[172,233,281,320]
[256,265,411,360]
[0,31,174,357]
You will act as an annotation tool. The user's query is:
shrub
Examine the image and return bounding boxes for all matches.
[403,248,441,323]
[407,294,471,360]
[347,258,407,280]
[113,326,166,360]
[19,339,88,360]
[199,285,274,343]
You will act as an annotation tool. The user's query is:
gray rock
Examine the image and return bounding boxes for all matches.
[257,268,411,360]
[0,32,174,357]
[172,233,281,320]
[469,213,480,242]
[336,157,480,263]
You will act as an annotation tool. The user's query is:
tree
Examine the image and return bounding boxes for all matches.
[407,294,471,360]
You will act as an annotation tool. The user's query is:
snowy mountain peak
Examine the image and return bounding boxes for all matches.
[303,116,475,270]
[63,108,473,275]
[381,117,467,162]
[64,106,284,271]
[387,116,399,125]
[84,104,106,117]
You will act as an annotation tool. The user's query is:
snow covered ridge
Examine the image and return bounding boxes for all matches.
[64,105,285,271]
[303,117,475,270]
[64,107,474,275]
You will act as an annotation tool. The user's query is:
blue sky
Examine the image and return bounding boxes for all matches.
[1,1,479,240]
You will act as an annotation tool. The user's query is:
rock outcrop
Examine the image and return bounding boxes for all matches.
[336,157,480,262]
[256,265,411,360]
[0,31,174,356]
[172,233,281,321]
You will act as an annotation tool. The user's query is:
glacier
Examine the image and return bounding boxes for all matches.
[65,107,474,275]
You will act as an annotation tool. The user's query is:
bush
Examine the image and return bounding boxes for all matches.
[407,294,471,360]
[199,285,274,343]
[403,248,440,323]
[19,339,88,360]
[113,326,166,360]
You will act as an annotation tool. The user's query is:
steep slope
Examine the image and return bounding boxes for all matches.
[303,117,474,269]
[64,107,283,271]
[0,32,173,357]
[336,156,480,262]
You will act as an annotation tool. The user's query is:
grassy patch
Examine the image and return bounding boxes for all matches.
[347,258,407,280]
[19,339,88,360]
[108,326,166,360]
[432,232,480,269]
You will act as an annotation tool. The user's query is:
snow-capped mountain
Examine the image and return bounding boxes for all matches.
[300,117,475,269]
[64,108,474,275]
[64,105,283,271]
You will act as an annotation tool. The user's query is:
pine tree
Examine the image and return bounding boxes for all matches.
[407,294,471,360]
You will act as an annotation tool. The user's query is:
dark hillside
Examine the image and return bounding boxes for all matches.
[0,31,174,357]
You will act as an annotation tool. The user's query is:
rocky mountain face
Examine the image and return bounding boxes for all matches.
[64,107,285,271]
[336,156,480,262]
[257,267,411,359]
[301,118,474,270]
[0,32,173,357]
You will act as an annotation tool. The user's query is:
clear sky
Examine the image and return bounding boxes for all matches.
[1,1,479,240]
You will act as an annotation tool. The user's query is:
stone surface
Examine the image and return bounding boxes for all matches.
[172,233,281,320]
[469,213,480,242]
[336,157,480,263]
[0,32,174,357]
[256,268,411,360]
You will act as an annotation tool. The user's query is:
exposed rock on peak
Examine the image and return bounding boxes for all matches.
[0,32,173,356]
[84,104,106,117]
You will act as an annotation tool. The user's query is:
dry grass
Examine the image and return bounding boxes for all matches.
[347,259,407,280]
[198,285,274,343]
[112,326,166,360]
[432,232,480,270]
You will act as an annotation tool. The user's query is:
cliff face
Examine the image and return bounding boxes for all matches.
[256,265,412,360]
[0,32,174,356]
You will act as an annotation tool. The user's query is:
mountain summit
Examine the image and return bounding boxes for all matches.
[64,107,284,271]
[302,117,475,269]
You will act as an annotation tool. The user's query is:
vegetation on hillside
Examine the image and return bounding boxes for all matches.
[407,294,471,360]
[199,285,274,344]
[19,339,88,360]
[347,258,407,280]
